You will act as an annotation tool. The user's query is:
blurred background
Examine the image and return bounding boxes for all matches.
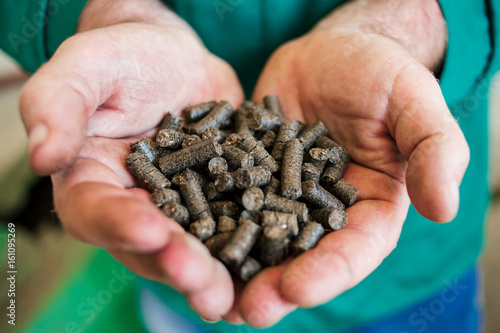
[0,49,498,332]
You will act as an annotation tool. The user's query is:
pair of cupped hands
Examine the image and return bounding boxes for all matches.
[20,0,469,327]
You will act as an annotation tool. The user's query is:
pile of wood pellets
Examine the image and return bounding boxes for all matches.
[125,96,358,282]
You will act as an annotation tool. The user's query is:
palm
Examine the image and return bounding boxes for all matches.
[235,30,467,326]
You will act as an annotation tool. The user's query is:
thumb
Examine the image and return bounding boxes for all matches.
[20,36,107,175]
[388,62,470,222]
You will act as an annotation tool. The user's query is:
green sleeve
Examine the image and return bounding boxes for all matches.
[0,0,88,73]
[437,0,495,105]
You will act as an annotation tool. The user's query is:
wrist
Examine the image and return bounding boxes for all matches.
[313,0,447,72]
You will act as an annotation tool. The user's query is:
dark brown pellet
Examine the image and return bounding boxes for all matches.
[281,139,304,200]
[261,210,299,238]
[310,208,348,230]
[130,138,156,163]
[205,182,226,202]
[271,120,301,163]
[307,148,330,173]
[314,135,340,150]
[298,121,328,151]
[247,106,282,131]
[301,180,345,211]
[162,201,190,228]
[258,225,290,266]
[189,100,234,135]
[320,160,349,187]
[158,138,222,176]
[219,219,262,268]
[263,94,283,119]
[236,256,262,282]
[189,216,217,242]
[234,165,272,189]
[263,176,281,195]
[181,134,203,148]
[224,133,242,147]
[239,133,278,172]
[264,193,308,223]
[126,153,171,190]
[239,210,262,224]
[159,112,183,131]
[234,107,253,136]
[209,201,240,220]
[202,126,226,143]
[324,179,359,207]
[182,101,217,124]
[156,129,187,149]
[221,145,254,170]
[260,130,277,149]
[215,171,235,193]
[217,216,238,233]
[205,232,234,257]
[207,157,228,178]
[291,221,324,256]
[151,188,181,207]
[301,163,321,183]
[177,169,213,221]
[241,187,265,211]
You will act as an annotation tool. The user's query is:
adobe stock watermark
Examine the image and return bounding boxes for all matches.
[8,0,74,54]
[400,278,468,333]
[213,0,243,22]
[54,267,135,333]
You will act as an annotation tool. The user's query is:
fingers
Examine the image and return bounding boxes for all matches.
[52,157,182,252]
[280,198,405,307]
[108,233,234,320]
[239,264,298,328]
[387,62,470,222]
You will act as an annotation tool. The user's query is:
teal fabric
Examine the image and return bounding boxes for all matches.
[0,0,497,332]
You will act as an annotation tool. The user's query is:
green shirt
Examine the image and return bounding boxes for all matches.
[1,0,498,332]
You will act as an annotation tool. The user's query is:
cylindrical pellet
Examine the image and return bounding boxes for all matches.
[260,130,277,149]
[263,176,280,195]
[325,179,359,207]
[315,135,340,150]
[261,210,299,237]
[281,139,304,200]
[258,225,290,266]
[239,210,262,224]
[235,256,262,282]
[205,232,234,257]
[297,121,328,151]
[239,133,278,172]
[204,182,226,202]
[307,148,330,173]
[263,94,283,119]
[209,201,240,220]
[177,169,213,220]
[310,209,348,230]
[217,216,238,233]
[221,145,254,170]
[302,163,321,183]
[215,171,236,193]
[301,180,345,211]
[202,126,227,143]
[219,219,262,268]
[234,166,272,189]
[271,120,301,163]
[159,112,183,131]
[156,129,187,149]
[181,134,203,149]
[291,221,324,256]
[162,201,190,228]
[130,138,156,163]
[246,106,282,131]
[234,107,253,136]
[158,138,222,176]
[126,153,171,191]
[151,188,181,207]
[264,193,308,223]
[241,187,265,211]
[189,100,234,135]
[182,101,217,124]
[189,216,217,242]
[208,157,228,178]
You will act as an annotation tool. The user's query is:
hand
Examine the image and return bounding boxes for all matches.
[20,0,243,321]
[233,0,470,326]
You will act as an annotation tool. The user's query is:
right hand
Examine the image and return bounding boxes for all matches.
[20,0,243,322]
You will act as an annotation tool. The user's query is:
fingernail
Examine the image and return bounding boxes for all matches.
[449,180,460,217]
[200,315,221,323]
[28,123,48,155]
